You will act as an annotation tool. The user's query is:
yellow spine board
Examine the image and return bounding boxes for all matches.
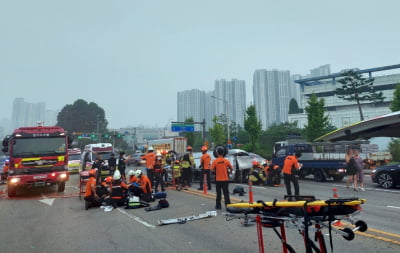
[227,199,366,208]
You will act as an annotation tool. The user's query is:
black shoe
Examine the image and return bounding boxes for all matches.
[215,205,222,210]
[197,188,203,190]
[85,201,90,210]
[208,188,212,190]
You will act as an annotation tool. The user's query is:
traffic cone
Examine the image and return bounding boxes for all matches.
[248,179,254,203]
[332,188,338,198]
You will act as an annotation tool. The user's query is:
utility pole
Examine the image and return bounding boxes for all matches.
[211,95,230,144]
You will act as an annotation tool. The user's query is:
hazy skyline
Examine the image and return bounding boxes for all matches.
[1,0,399,129]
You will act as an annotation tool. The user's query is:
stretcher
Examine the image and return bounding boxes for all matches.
[225,196,368,253]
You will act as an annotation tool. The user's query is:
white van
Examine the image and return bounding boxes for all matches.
[81,143,114,170]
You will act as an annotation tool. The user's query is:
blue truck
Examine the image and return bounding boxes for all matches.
[271,142,347,182]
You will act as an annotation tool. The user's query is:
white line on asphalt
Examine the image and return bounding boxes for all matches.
[387,206,400,209]
[116,208,156,228]
[332,185,399,193]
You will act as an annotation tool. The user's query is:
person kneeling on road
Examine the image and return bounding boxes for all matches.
[84,169,101,210]
[108,169,129,211]
[130,170,153,202]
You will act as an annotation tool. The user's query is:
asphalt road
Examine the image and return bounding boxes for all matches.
[0,168,399,253]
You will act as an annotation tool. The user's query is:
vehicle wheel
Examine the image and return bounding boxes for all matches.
[313,169,326,182]
[355,220,368,232]
[341,227,355,241]
[332,175,344,182]
[58,181,66,192]
[8,185,17,197]
[378,172,394,189]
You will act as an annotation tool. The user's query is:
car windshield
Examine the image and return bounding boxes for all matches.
[12,137,66,157]
[68,154,81,161]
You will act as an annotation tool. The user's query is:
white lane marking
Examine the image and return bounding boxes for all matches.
[387,206,400,209]
[116,208,155,228]
[39,195,55,206]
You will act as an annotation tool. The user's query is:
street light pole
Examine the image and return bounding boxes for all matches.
[211,95,230,143]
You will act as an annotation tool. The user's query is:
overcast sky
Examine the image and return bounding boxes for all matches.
[1,0,399,129]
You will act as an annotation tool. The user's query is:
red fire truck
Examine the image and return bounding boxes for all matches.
[1,125,72,197]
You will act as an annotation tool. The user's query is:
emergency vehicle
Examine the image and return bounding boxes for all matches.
[81,143,114,170]
[68,148,82,173]
[1,124,72,197]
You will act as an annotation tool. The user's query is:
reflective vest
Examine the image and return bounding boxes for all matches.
[172,164,181,178]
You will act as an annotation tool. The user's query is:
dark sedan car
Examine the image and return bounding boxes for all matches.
[371,163,400,189]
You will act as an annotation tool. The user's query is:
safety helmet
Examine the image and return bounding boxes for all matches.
[252,160,259,166]
[201,146,208,151]
[161,150,168,155]
[89,169,97,176]
[174,160,180,164]
[113,169,121,180]
[104,176,112,183]
[127,170,135,177]
[148,146,154,151]
[157,156,162,161]
[156,152,162,156]
[134,170,142,177]
[187,146,192,151]
[214,145,227,157]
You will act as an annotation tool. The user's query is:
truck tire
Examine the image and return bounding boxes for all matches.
[58,181,66,192]
[8,185,17,197]
[313,169,326,182]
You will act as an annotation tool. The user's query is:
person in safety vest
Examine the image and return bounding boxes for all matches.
[211,146,233,209]
[108,169,129,211]
[181,151,192,190]
[161,150,169,182]
[249,161,266,185]
[187,146,195,186]
[141,146,156,185]
[172,160,182,186]
[198,146,212,191]
[130,170,152,201]
[282,152,302,200]
[126,170,138,184]
[84,169,101,210]
[2,160,9,181]
[153,153,165,192]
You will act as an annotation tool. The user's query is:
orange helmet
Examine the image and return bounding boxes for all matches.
[89,169,97,176]
[252,160,259,166]
[161,150,168,155]
[187,146,192,151]
[174,160,180,164]
[201,146,208,151]
[104,176,112,183]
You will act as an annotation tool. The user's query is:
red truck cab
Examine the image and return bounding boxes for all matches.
[2,125,72,197]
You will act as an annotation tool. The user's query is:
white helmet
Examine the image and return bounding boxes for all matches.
[134,170,143,177]
[148,146,154,151]
[127,170,135,177]
[113,169,121,180]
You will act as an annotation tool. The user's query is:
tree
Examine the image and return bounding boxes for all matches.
[335,70,385,120]
[303,93,331,142]
[244,105,262,152]
[57,99,108,134]
[388,138,400,162]
[390,83,400,112]
[209,116,226,147]
[288,98,303,114]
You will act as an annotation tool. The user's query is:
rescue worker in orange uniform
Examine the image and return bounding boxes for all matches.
[211,146,233,209]
[249,161,266,185]
[141,146,156,185]
[84,169,100,210]
[282,152,302,199]
[198,146,212,191]
[109,170,129,209]
[2,160,9,181]
[131,170,152,201]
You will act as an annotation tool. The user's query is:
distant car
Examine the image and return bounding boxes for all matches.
[126,153,145,166]
[371,163,400,189]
